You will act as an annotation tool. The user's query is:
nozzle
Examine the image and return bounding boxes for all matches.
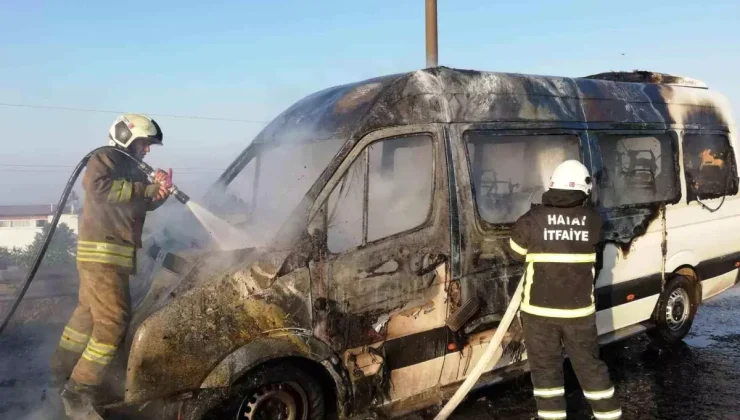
[170,186,190,204]
[122,152,190,205]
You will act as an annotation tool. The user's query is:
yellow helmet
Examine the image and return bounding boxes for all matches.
[108,113,163,148]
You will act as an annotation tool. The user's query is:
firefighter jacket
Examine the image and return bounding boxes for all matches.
[77,148,164,274]
[508,189,602,319]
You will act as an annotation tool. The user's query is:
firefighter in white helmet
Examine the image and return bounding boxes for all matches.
[50,114,172,419]
[508,160,622,420]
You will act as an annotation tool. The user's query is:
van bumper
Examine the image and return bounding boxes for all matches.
[101,388,230,420]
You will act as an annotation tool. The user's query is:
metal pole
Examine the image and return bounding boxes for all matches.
[425,0,438,68]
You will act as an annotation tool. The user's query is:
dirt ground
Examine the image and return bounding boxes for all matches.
[1,286,739,420]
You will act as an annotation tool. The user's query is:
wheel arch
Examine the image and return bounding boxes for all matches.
[665,249,702,305]
[665,251,700,274]
[673,264,703,305]
[648,264,702,324]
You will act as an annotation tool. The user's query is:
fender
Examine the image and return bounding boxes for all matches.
[664,250,703,304]
[665,250,700,274]
[125,265,316,402]
[200,334,353,418]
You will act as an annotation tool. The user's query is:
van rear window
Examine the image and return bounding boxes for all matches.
[464,132,581,224]
[683,134,738,202]
[596,134,679,208]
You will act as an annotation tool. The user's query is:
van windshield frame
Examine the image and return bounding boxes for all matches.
[208,137,347,248]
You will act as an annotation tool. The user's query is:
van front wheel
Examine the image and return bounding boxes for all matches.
[203,362,326,420]
[649,275,698,345]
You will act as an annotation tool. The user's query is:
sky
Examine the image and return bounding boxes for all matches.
[1,0,739,206]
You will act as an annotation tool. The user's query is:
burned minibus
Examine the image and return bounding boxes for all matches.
[105,67,740,419]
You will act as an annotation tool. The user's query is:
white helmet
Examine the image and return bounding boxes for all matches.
[549,160,592,194]
[108,113,163,149]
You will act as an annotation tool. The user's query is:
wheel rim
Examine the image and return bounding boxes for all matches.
[665,287,690,331]
[237,382,308,420]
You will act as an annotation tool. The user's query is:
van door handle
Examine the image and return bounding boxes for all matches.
[413,253,447,276]
[477,250,508,267]
[357,259,400,279]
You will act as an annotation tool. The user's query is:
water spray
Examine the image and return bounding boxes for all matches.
[0,146,191,337]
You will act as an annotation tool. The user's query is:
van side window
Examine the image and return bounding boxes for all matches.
[367,136,433,242]
[327,156,365,253]
[327,135,434,253]
[683,134,738,201]
[597,134,679,207]
[464,132,581,224]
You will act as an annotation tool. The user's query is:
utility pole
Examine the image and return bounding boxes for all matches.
[426,0,438,68]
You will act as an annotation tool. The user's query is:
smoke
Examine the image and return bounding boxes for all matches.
[217,137,346,247]
[118,133,349,325]
[0,96,359,420]
[1,128,589,420]
[326,135,435,254]
[367,138,434,242]
[13,391,65,420]
[0,294,77,420]
[143,136,346,254]
[326,154,364,252]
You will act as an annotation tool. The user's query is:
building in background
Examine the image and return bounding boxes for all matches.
[0,203,80,249]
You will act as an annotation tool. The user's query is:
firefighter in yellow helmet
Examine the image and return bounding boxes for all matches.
[50,114,172,419]
[509,160,622,420]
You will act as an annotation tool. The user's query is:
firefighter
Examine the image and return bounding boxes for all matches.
[509,160,622,420]
[50,114,171,419]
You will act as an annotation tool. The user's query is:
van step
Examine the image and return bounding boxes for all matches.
[446,297,480,332]
[464,313,504,335]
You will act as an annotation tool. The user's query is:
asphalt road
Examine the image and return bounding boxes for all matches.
[1,286,739,420]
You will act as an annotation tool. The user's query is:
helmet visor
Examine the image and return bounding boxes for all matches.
[144,135,163,146]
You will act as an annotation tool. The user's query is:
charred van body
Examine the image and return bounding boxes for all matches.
[100,67,740,419]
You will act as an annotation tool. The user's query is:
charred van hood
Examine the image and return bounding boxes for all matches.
[123,245,312,402]
[128,234,295,340]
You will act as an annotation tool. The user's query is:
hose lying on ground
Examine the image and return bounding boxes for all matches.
[434,272,525,420]
[0,146,158,337]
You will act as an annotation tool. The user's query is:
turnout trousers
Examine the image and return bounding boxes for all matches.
[522,313,622,420]
[51,264,131,387]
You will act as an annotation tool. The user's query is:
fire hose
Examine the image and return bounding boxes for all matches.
[0,146,190,337]
[434,272,524,420]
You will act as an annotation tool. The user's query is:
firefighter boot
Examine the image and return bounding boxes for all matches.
[60,379,104,420]
[50,344,83,388]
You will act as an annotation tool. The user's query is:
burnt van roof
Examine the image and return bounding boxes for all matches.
[251,66,732,146]
[584,71,708,88]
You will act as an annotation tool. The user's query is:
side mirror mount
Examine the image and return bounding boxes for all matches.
[307,204,328,247]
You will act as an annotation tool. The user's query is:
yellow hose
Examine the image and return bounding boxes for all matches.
[434,273,525,420]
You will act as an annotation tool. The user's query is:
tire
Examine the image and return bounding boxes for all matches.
[202,362,326,420]
[648,275,698,345]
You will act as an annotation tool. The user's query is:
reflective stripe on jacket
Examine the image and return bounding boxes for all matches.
[76,240,135,269]
[508,190,602,318]
[78,148,163,273]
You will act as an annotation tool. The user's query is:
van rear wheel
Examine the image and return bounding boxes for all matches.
[649,275,697,345]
